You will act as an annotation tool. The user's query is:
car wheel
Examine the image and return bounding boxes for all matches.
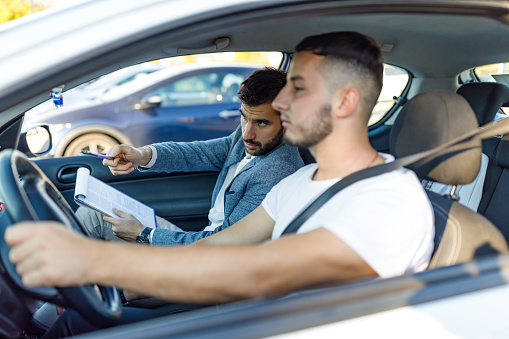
[63,133,118,156]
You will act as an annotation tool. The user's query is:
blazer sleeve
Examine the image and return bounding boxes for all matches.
[141,128,238,173]
[150,228,218,246]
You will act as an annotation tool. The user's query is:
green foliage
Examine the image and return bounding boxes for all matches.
[0,0,49,24]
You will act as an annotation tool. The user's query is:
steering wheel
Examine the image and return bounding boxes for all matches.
[0,149,122,326]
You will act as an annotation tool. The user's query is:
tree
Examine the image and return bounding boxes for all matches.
[0,0,49,24]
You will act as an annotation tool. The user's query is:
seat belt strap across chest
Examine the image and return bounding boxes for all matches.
[280,117,509,236]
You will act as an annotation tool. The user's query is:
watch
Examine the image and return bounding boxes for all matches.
[136,227,152,244]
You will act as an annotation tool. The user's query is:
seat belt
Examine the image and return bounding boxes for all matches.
[281,118,509,235]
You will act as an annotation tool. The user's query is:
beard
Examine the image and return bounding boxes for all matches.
[284,104,332,148]
[244,126,285,156]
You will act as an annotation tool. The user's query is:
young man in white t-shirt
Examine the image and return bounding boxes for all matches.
[6,31,434,335]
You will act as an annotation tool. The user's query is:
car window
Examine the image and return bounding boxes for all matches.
[21,52,283,158]
[153,71,247,107]
[81,67,162,93]
[369,64,410,126]
[474,63,509,117]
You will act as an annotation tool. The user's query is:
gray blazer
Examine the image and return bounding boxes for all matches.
[144,125,304,245]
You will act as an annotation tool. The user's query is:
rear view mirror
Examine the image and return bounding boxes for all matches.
[134,95,163,110]
[18,125,52,156]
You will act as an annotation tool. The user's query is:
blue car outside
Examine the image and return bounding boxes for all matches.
[23,63,260,157]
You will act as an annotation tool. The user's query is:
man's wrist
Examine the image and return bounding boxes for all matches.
[89,241,119,286]
[138,146,153,167]
[129,224,145,243]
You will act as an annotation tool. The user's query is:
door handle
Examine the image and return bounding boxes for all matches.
[57,164,90,184]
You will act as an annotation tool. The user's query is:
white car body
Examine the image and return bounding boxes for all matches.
[2,0,509,338]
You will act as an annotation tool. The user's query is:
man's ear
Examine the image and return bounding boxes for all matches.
[333,87,360,118]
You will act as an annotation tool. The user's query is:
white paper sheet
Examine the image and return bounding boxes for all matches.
[74,167,156,228]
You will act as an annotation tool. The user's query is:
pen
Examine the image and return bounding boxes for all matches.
[80,150,114,160]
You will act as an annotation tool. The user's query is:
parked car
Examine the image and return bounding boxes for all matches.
[24,62,165,120]
[23,63,260,157]
[2,0,509,338]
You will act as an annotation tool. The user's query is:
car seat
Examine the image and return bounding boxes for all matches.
[422,82,509,211]
[477,135,509,242]
[389,90,508,269]
[457,82,509,126]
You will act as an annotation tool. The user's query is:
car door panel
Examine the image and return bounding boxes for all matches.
[33,156,218,232]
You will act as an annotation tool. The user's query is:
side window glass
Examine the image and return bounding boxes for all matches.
[154,71,250,108]
[116,71,155,86]
[154,74,210,107]
[369,64,409,126]
[21,51,283,158]
[220,73,245,103]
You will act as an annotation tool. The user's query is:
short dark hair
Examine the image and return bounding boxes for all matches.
[238,67,287,107]
[295,31,384,113]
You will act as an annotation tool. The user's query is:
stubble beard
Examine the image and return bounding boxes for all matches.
[244,126,285,156]
[284,104,332,148]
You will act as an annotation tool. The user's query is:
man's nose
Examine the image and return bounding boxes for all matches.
[243,121,256,140]
[272,85,289,112]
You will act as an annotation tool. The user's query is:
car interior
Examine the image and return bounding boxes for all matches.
[3,0,509,337]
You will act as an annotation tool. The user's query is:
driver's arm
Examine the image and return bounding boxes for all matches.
[193,205,275,246]
[5,211,375,304]
[124,206,276,302]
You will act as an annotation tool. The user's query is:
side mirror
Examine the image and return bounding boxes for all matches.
[134,95,163,110]
[18,125,52,156]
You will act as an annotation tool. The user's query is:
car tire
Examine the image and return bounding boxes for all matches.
[63,133,118,157]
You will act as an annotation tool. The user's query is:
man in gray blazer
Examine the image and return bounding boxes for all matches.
[77,67,304,246]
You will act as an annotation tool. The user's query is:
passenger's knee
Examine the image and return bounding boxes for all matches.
[75,207,105,239]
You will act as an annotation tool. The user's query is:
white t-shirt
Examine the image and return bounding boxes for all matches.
[261,153,434,278]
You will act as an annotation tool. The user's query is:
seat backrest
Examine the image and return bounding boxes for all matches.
[390,90,508,268]
[477,135,509,241]
[459,82,509,241]
[456,82,509,125]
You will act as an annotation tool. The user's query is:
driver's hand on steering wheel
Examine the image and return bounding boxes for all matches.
[102,144,153,176]
[103,208,145,243]
[5,222,98,288]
